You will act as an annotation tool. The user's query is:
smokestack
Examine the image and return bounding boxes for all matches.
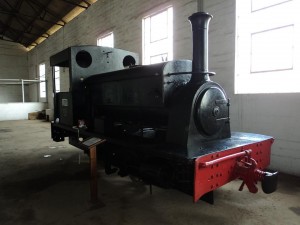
[188,12,213,82]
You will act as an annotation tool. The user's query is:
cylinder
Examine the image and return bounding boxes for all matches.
[188,12,212,81]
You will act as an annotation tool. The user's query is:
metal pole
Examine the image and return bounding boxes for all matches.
[197,0,204,11]
[90,145,98,203]
[21,79,25,103]
[22,80,40,82]
[0,79,40,83]
[0,79,21,81]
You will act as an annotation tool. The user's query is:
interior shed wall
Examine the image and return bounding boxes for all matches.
[0,40,29,102]
[0,102,46,121]
[203,0,300,176]
[27,0,197,109]
[27,0,299,176]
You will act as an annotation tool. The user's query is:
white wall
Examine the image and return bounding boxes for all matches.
[0,103,46,121]
[0,40,29,102]
[204,0,299,176]
[26,0,300,175]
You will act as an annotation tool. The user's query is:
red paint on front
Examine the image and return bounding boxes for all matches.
[193,138,274,202]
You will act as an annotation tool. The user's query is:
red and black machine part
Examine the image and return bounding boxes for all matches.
[50,12,278,203]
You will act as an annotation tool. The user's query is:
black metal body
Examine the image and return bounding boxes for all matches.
[50,45,139,127]
[50,12,276,202]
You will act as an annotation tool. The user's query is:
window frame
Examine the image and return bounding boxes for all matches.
[38,63,46,100]
[97,32,114,48]
[235,0,300,94]
[54,66,60,93]
[142,6,173,65]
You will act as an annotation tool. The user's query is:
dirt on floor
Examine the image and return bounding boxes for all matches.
[0,120,299,225]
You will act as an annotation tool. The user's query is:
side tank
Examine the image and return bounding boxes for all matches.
[82,12,230,147]
[84,60,192,126]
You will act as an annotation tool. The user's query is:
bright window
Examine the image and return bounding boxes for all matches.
[235,0,300,93]
[97,32,114,48]
[54,66,60,93]
[143,7,173,65]
[39,63,46,98]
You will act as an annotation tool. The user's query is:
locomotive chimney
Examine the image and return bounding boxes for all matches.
[188,12,213,82]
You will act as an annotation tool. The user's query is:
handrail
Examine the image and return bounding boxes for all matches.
[199,150,252,168]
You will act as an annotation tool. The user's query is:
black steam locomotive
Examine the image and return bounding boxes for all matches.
[50,12,277,203]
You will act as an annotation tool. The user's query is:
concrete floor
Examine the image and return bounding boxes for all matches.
[0,120,299,225]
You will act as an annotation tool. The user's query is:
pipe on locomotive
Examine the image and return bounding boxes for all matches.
[188,12,213,82]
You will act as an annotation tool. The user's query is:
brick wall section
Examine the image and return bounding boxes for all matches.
[204,0,300,176]
[27,0,197,109]
[0,40,29,102]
